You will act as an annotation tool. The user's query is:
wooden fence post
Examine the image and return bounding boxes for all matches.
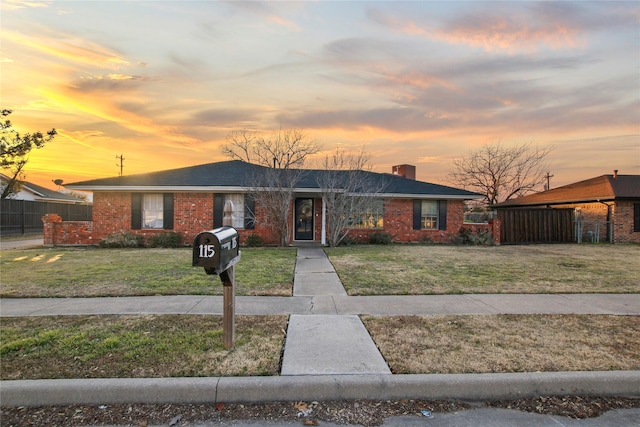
[219,265,235,349]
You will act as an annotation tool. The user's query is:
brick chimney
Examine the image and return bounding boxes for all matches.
[392,164,416,180]
[613,170,618,179]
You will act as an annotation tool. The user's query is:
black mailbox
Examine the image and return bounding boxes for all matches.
[192,227,240,275]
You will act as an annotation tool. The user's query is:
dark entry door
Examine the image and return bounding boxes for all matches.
[295,198,314,240]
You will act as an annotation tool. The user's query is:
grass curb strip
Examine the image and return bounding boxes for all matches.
[2,371,639,407]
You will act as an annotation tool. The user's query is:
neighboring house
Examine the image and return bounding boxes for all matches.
[65,160,483,246]
[0,173,83,203]
[493,172,640,244]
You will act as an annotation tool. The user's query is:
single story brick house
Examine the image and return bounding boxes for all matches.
[493,172,640,244]
[64,160,484,246]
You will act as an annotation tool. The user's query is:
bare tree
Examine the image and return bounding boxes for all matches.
[450,142,553,205]
[248,166,306,246]
[1,109,56,199]
[318,147,389,247]
[223,128,319,169]
[224,128,320,246]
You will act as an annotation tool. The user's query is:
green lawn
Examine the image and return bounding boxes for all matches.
[1,244,639,298]
[1,315,287,379]
[0,247,296,297]
[325,244,640,295]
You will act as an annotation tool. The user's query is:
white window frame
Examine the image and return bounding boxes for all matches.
[223,194,245,229]
[421,200,438,230]
[350,199,385,229]
[142,193,164,229]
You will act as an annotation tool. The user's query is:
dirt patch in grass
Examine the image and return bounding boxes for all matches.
[0,315,287,380]
[327,245,640,295]
[0,247,295,297]
[362,314,640,374]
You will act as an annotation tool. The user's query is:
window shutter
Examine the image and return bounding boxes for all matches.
[131,193,142,230]
[163,193,174,230]
[438,200,447,230]
[213,194,224,228]
[244,194,255,230]
[413,200,421,230]
[634,203,640,232]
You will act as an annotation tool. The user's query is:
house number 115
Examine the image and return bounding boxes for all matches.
[198,244,215,258]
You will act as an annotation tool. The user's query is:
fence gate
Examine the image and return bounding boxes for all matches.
[498,208,574,244]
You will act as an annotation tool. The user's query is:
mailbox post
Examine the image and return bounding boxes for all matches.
[192,227,240,349]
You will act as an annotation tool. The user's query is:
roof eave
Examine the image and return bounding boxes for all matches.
[65,185,481,199]
[64,185,250,192]
[494,196,618,208]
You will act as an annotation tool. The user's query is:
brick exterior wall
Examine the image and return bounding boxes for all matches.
[42,213,93,246]
[612,201,640,243]
[43,193,490,246]
[375,199,466,243]
[92,192,131,239]
[174,193,214,244]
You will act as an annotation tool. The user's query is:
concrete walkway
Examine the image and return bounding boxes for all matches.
[283,247,390,375]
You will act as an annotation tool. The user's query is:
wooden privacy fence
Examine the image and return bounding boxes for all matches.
[498,208,574,244]
[0,199,92,236]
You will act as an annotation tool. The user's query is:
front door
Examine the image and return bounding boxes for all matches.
[294,198,314,240]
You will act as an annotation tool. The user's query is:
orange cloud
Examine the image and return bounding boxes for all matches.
[268,15,300,31]
[378,11,582,53]
[380,69,459,92]
[56,130,109,151]
[3,28,128,68]
[40,87,200,148]
[435,20,582,53]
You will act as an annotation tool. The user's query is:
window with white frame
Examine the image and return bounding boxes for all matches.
[142,194,164,229]
[421,200,439,230]
[223,194,245,229]
[351,199,384,229]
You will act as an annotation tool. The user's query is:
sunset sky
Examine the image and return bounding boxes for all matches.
[2,0,638,191]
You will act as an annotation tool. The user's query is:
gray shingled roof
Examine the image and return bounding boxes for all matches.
[66,160,481,199]
[1,174,82,203]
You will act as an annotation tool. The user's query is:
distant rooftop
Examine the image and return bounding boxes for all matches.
[494,174,640,207]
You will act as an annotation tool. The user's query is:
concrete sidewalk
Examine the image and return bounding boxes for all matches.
[1,245,638,423]
[0,237,43,250]
[3,293,639,317]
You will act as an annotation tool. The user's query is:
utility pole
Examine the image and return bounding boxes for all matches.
[545,171,554,191]
[116,154,125,177]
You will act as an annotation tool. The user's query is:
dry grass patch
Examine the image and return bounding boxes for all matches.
[327,244,640,295]
[0,315,287,380]
[362,314,640,374]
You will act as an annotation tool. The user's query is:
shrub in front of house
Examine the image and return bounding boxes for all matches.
[369,232,392,245]
[146,232,182,248]
[418,234,434,244]
[245,234,264,247]
[99,232,143,248]
[453,227,493,245]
